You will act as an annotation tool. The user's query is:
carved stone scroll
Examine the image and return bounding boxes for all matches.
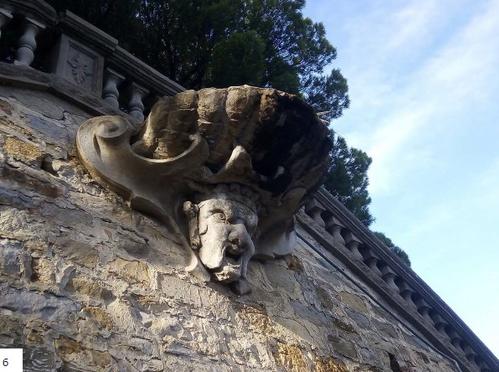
[77,85,332,294]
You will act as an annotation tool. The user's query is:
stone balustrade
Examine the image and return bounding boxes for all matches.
[0,0,183,121]
[299,188,496,372]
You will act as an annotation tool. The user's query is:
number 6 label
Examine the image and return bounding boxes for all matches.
[0,349,22,372]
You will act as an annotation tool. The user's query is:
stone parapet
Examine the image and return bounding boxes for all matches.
[0,0,183,121]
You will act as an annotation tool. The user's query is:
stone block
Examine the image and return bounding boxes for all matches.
[3,136,43,165]
[0,238,22,276]
[273,343,309,372]
[50,34,104,96]
[328,335,358,359]
[0,286,79,321]
[314,356,349,372]
[373,319,399,339]
[81,306,114,330]
[55,335,114,370]
[345,307,371,330]
[68,276,116,303]
[332,317,358,334]
[0,315,23,347]
[108,257,151,284]
[339,291,368,314]
[30,257,54,284]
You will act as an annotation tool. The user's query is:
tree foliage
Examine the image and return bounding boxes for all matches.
[373,232,411,267]
[208,31,266,87]
[323,134,374,226]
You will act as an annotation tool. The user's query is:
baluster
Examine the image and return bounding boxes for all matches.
[305,199,326,228]
[325,216,345,245]
[380,265,399,291]
[343,231,364,260]
[14,17,45,66]
[447,328,462,348]
[363,248,381,274]
[414,297,432,321]
[477,359,491,371]
[462,343,477,363]
[430,312,448,334]
[0,8,12,39]
[397,280,415,303]
[102,68,125,109]
[128,82,149,121]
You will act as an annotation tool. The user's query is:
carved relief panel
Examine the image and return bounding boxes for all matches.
[51,35,104,95]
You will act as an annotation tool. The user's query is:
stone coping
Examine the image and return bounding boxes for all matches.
[0,0,57,25]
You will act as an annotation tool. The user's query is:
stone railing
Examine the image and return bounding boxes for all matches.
[298,188,497,372]
[0,0,184,121]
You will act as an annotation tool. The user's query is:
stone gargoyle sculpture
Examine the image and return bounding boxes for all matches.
[76,86,332,294]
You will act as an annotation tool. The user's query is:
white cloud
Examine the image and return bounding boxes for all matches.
[383,0,440,51]
[345,0,499,196]
[336,0,453,110]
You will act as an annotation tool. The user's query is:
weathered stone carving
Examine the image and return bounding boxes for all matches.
[67,52,92,84]
[76,86,331,293]
[51,35,104,95]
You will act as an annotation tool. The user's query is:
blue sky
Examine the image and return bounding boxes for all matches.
[304,0,499,356]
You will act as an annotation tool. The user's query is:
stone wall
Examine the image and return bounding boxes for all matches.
[0,86,463,371]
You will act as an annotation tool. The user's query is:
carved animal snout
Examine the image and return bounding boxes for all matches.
[226,224,253,254]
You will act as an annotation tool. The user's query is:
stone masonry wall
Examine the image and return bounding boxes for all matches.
[0,86,461,371]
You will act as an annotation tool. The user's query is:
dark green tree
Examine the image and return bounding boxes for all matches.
[241,0,350,120]
[304,69,349,121]
[46,0,143,48]
[324,134,374,226]
[373,232,411,267]
[208,31,266,87]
